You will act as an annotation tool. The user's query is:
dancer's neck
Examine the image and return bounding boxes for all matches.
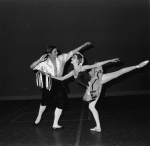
[74,64,81,72]
[49,56,56,62]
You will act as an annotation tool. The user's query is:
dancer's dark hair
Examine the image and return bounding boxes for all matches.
[74,52,84,65]
[44,45,56,54]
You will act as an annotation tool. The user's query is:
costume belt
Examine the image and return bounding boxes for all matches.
[36,71,52,91]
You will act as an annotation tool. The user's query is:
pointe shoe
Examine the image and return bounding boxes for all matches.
[137,60,149,68]
[90,126,101,132]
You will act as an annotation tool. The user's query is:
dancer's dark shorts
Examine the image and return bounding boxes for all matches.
[41,78,68,109]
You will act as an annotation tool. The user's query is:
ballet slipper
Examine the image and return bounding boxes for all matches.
[90,126,101,132]
[34,116,42,125]
[52,125,64,130]
[136,60,149,68]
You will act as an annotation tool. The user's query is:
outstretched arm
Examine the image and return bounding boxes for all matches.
[82,58,120,70]
[72,42,91,54]
[51,70,74,81]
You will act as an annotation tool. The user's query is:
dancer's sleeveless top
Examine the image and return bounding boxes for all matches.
[75,70,91,87]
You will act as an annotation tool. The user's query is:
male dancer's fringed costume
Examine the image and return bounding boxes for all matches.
[34,51,73,111]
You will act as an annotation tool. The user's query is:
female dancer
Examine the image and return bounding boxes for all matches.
[51,52,149,132]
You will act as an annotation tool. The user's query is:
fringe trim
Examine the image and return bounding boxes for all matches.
[36,71,52,91]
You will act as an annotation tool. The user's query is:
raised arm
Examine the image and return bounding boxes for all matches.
[72,42,91,54]
[62,42,92,63]
[30,54,48,69]
[82,58,120,70]
[52,70,74,81]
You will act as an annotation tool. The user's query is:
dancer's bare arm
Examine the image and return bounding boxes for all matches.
[51,70,74,81]
[82,58,119,70]
[62,42,91,63]
[72,42,91,54]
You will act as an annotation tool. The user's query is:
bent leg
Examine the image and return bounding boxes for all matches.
[35,104,46,124]
[34,88,48,124]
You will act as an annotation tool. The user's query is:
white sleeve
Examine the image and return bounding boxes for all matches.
[59,51,73,63]
[33,62,45,71]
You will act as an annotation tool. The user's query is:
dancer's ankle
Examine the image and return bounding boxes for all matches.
[96,124,101,128]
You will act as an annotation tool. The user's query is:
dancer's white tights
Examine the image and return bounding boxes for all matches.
[89,98,100,128]
[53,107,62,127]
[35,105,46,124]
[101,65,138,84]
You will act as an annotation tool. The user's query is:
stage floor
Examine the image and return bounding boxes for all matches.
[0,94,149,146]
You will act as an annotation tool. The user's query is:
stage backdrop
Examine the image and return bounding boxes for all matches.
[0,0,149,100]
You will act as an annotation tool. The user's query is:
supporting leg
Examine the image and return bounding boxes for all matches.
[53,107,63,128]
[89,97,101,132]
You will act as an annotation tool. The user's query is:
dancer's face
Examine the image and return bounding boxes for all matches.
[49,48,58,58]
[71,55,78,65]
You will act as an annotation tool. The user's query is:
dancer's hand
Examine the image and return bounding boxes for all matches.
[84,42,91,46]
[110,58,120,62]
[39,54,48,62]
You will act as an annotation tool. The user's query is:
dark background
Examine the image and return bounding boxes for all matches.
[0,0,149,99]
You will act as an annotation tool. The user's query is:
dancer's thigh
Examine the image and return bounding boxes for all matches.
[89,95,99,107]
[101,71,121,84]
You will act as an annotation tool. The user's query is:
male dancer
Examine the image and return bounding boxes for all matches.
[30,42,91,129]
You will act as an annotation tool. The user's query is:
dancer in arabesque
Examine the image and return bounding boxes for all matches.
[51,52,149,132]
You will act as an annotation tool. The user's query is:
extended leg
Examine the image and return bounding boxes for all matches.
[101,60,149,84]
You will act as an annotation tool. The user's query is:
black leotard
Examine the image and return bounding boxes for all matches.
[75,70,91,87]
